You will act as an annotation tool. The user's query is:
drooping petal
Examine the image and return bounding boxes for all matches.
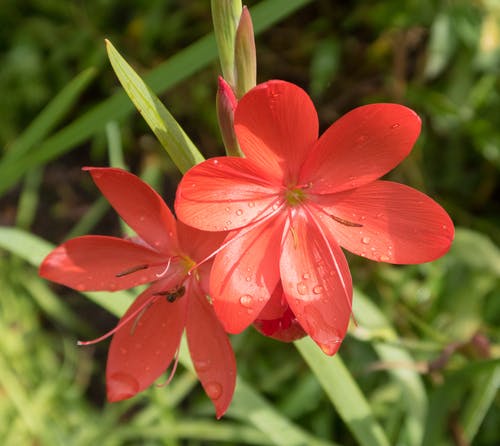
[280,208,352,355]
[235,80,319,183]
[299,104,421,193]
[210,214,285,333]
[256,281,287,320]
[39,236,177,291]
[312,181,455,264]
[186,282,236,419]
[253,306,307,342]
[176,157,281,232]
[106,279,187,402]
[84,167,178,254]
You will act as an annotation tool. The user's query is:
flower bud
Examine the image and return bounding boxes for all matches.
[216,76,242,157]
[234,6,257,98]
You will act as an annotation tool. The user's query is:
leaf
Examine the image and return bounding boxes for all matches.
[295,337,391,446]
[106,40,205,173]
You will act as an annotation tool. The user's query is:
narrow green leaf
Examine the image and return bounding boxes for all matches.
[106,40,205,173]
[353,290,427,446]
[211,0,242,86]
[294,337,391,446]
[3,67,96,163]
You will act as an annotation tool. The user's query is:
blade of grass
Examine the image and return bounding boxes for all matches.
[106,39,205,173]
[3,67,96,162]
[294,337,391,446]
[353,290,427,446]
[0,0,313,196]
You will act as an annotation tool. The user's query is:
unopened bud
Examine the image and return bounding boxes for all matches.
[216,76,242,157]
[234,6,257,98]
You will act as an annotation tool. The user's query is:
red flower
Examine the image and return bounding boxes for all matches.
[175,80,454,355]
[40,168,236,418]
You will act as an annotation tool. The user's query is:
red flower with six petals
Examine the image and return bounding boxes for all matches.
[175,80,454,355]
[40,167,236,418]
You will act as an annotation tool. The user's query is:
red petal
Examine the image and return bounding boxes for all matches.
[280,209,352,355]
[209,214,285,333]
[253,306,307,342]
[39,236,176,291]
[106,280,187,402]
[186,283,236,418]
[256,282,288,320]
[177,221,227,264]
[175,157,281,231]
[299,104,421,193]
[235,80,318,184]
[312,181,455,264]
[85,167,178,254]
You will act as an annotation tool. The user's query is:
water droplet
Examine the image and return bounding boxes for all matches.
[239,295,253,308]
[360,215,367,221]
[245,276,252,282]
[76,283,85,291]
[391,123,400,129]
[235,209,243,216]
[272,202,280,210]
[442,224,447,230]
[312,285,324,294]
[225,220,232,226]
[248,201,255,208]
[212,159,219,165]
[119,347,127,355]
[302,273,310,280]
[139,215,145,222]
[144,365,151,372]
[297,282,307,295]
[379,254,390,262]
[107,372,140,401]
[224,207,230,212]
[361,236,371,245]
[205,382,222,400]
[194,359,211,372]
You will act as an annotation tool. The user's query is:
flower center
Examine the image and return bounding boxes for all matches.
[285,186,307,206]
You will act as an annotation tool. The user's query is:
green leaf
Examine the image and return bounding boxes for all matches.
[353,291,427,446]
[106,40,205,173]
[3,67,96,163]
[294,337,391,446]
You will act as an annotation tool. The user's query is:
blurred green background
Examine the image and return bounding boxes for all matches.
[0,0,498,445]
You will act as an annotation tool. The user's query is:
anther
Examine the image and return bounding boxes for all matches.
[330,214,363,227]
[116,264,149,277]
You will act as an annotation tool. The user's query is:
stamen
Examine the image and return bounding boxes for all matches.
[155,258,172,278]
[289,225,299,250]
[115,264,149,277]
[330,214,363,227]
[77,295,159,346]
[156,347,180,387]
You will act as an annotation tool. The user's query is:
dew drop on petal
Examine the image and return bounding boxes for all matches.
[205,381,222,400]
[224,207,230,212]
[194,359,211,372]
[312,285,324,294]
[107,372,140,401]
[76,283,85,291]
[235,209,243,216]
[297,282,307,295]
[212,159,219,165]
[239,295,253,308]
[245,276,252,282]
[302,273,310,280]
[361,236,371,245]
[379,254,390,262]
[391,123,400,129]
[139,215,145,222]
[248,201,255,208]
